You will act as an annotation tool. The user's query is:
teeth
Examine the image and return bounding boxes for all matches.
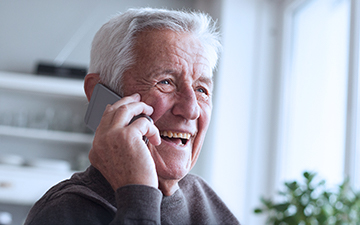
[160,131,191,139]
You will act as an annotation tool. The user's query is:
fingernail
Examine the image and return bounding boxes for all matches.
[106,104,114,111]
[133,93,140,99]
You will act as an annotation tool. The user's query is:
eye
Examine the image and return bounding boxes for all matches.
[159,80,170,85]
[156,79,175,93]
[196,87,208,95]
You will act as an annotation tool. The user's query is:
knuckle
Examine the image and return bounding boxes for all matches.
[103,104,115,114]
[113,105,131,118]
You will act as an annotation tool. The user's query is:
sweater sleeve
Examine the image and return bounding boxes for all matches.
[111,185,163,225]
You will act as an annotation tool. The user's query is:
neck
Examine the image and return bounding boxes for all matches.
[158,178,180,196]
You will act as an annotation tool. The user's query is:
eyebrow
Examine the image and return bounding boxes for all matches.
[148,68,213,89]
[147,68,175,78]
[197,76,213,90]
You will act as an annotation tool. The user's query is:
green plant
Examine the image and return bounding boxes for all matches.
[254,172,360,225]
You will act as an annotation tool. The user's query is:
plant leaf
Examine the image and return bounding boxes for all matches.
[254,208,263,214]
[274,203,290,212]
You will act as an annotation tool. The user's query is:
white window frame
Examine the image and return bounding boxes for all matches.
[344,0,360,188]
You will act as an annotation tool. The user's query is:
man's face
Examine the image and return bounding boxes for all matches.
[122,29,213,181]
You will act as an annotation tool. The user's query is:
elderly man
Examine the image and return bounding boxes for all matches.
[25,8,240,225]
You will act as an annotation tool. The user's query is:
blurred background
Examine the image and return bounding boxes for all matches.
[1,0,360,224]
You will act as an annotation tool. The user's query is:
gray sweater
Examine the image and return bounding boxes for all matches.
[25,166,240,225]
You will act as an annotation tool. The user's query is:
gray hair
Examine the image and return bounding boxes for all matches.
[89,8,221,95]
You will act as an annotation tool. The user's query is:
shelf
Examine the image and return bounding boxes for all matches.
[0,71,86,98]
[0,125,93,144]
[0,71,91,205]
[0,165,75,205]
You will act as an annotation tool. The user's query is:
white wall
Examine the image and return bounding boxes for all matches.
[0,0,195,74]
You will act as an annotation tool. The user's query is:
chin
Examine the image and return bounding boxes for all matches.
[155,158,193,181]
[150,137,202,181]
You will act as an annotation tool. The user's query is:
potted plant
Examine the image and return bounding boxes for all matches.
[254,172,360,224]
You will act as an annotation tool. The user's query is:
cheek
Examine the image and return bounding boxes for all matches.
[193,104,212,151]
[142,93,171,122]
[199,103,212,132]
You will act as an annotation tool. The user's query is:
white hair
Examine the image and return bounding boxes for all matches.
[89,8,221,95]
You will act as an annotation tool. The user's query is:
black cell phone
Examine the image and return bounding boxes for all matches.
[84,83,151,143]
[84,83,122,132]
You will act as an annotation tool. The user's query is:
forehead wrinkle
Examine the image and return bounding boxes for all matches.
[170,40,209,66]
[167,46,211,79]
[142,48,211,86]
[167,55,212,87]
[134,30,211,81]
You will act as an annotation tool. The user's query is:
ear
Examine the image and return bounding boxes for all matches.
[84,73,100,101]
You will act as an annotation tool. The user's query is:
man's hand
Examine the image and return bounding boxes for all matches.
[88,93,161,191]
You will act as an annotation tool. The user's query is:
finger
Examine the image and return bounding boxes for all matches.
[146,127,161,146]
[129,117,161,146]
[111,93,141,108]
[110,102,154,127]
[129,114,152,125]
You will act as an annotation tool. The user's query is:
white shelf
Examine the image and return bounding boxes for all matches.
[0,125,93,144]
[0,70,91,206]
[0,71,86,98]
[0,165,74,205]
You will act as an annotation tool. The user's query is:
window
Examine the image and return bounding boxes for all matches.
[277,0,360,189]
[208,0,360,223]
[279,0,351,186]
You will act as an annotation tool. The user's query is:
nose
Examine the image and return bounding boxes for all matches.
[172,86,200,120]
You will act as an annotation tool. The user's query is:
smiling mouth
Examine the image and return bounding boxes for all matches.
[160,131,191,146]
